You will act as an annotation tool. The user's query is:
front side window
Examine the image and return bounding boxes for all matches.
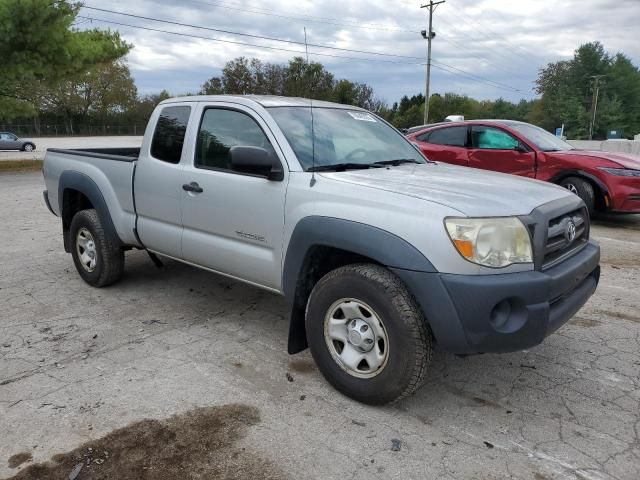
[268,107,426,170]
[150,106,191,164]
[195,108,276,171]
[427,126,467,147]
[471,126,519,150]
[415,132,431,142]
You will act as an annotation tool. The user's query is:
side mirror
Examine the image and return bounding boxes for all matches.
[229,146,284,181]
[514,143,528,153]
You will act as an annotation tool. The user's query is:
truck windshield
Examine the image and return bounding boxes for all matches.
[268,107,427,171]
[508,123,575,152]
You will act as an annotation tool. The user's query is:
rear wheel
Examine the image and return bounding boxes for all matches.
[306,264,432,405]
[70,209,124,287]
[561,176,595,216]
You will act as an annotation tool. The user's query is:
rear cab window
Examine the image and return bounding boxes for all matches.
[150,106,191,163]
[426,126,468,147]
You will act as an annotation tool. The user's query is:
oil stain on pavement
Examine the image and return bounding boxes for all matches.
[4,404,284,480]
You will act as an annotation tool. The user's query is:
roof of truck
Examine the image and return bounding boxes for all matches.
[160,95,365,110]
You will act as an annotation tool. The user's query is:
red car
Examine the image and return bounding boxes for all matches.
[407,120,640,214]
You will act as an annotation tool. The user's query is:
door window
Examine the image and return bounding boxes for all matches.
[195,108,276,171]
[426,126,467,147]
[471,126,519,150]
[150,106,191,163]
[415,132,431,142]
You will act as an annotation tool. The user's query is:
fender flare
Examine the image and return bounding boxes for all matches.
[282,216,436,353]
[58,170,121,252]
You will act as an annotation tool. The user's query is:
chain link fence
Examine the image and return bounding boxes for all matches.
[0,124,144,137]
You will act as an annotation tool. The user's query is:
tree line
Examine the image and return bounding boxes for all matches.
[1,1,639,139]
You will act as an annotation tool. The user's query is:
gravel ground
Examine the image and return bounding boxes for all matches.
[0,137,142,161]
[1,171,639,480]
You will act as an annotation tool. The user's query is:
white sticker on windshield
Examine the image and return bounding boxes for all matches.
[347,111,377,122]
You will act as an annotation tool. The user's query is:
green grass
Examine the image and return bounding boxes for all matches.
[0,159,43,172]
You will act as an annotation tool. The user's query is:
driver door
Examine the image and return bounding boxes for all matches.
[467,125,535,177]
[180,103,288,290]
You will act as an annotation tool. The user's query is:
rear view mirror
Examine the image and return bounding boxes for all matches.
[229,146,284,181]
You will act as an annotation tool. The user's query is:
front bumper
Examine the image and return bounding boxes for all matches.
[608,177,640,213]
[393,240,600,354]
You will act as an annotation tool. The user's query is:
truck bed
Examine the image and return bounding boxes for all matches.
[43,147,141,247]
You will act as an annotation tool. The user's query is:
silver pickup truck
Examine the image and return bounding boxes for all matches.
[43,95,600,404]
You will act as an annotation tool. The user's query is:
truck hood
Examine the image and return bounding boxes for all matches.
[551,149,640,170]
[320,163,572,217]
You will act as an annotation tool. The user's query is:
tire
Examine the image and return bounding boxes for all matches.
[561,176,595,216]
[69,209,124,287]
[305,263,432,405]
[22,143,34,152]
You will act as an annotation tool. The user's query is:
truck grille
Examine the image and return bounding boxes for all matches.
[542,208,589,268]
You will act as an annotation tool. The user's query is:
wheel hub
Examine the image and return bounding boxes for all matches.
[323,298,389,378]
[346,318,375,352]
[76,228,97,272]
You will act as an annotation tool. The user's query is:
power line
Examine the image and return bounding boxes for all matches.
[82,5,427,61]
[77,14,533,96]
[124,0,530,92]
[192,0,538,80]
[76,16,425,65]
[172,0,421,33]
[431,59,528,94]
[446,0,545,62]
[432,28,534,82]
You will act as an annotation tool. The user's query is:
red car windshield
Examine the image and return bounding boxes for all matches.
[507,123,575,152]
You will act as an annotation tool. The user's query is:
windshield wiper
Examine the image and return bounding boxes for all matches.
[308,163,383,172]
[373,159,423,167]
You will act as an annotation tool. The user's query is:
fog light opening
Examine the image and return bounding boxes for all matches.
[489,298,528,333]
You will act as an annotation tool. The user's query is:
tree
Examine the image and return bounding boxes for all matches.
[0,0,132,126]
[0,0,130,102]
[198,56,382,108]
[535,41,640,138]
[38,60,137,133]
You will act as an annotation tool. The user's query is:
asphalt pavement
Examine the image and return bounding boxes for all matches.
[1,171,639,480]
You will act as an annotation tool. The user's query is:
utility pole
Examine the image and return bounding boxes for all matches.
[588,74,605,140]
[421,0,445,125]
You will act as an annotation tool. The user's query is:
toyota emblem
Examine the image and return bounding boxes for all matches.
[565,221,577,243]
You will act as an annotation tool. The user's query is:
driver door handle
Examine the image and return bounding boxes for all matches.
[182,182,203,193]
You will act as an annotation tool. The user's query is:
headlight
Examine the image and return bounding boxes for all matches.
[445,217,533,268]
[598,167,640,177]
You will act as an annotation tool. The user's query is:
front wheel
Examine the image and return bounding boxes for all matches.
[306,264,432,404]
[22,143,35,152]
[70,209,124,287]
[561,176,595,216]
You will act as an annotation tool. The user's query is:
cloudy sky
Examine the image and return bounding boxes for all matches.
[76,0,640,104]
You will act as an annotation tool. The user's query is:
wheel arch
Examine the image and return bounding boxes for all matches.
[282,216,436,354]
[59,171,121,253]
[551,170,610,210]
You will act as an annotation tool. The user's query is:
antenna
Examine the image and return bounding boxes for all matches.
[304,27,317,187]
